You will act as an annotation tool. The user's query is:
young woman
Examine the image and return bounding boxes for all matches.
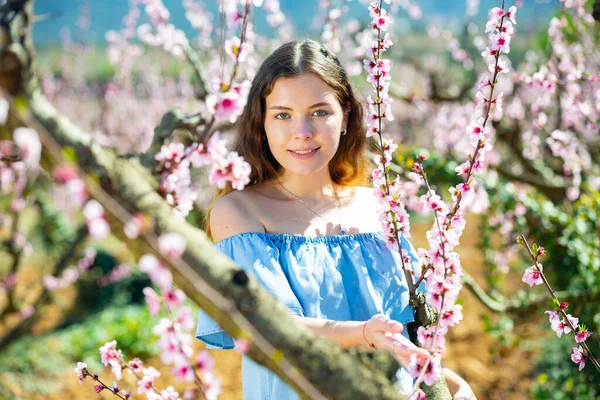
[196,39,476,399]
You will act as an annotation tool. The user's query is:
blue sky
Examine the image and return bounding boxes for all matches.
[32,0,561,46]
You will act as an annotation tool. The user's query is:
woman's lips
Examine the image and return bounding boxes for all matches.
[288,147,320,159]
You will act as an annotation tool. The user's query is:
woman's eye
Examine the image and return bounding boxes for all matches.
[313,110,329,117]
[275,113,290,120]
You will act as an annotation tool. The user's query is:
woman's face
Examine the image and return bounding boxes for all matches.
[264,73,347,178]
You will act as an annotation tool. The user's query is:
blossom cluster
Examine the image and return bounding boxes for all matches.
[43,247,97,290]
[363,0,411,250]
[319,0,344,54]
[406,5,517,388]
[154,131,251,217]
[182,0,214,50]
[137,0,189,59]
[521,245,594,372]
[76,232,222,399]
[139,232,222,399]
[74,361,134,398]
[82,199,111,239]
[513,3,598,201]
[51,163,88,215]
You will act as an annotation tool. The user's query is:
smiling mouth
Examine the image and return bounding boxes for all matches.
[288,147,320,155]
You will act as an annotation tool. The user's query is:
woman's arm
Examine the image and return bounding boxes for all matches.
[291,314,430,367]
[291,316,370,349]
[293,315,476,399]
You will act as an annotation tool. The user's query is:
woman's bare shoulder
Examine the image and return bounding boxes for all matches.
[210,188,266,243]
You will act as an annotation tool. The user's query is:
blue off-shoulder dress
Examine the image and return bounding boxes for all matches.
[195,231,420,399]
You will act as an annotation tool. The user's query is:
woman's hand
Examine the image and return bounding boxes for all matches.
[364,314,430,368]
[452,384,476,400]
[443,367,477,400]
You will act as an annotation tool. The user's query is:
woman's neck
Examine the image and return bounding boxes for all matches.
[276,169,338,202]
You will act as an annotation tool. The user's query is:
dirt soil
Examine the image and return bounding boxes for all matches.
[2,216,542,400]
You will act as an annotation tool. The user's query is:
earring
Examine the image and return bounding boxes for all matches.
[341,128,347,136]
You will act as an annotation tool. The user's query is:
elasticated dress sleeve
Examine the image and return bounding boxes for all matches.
[195,234,305,350]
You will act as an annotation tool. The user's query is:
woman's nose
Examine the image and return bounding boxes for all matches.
[294,118,314,139]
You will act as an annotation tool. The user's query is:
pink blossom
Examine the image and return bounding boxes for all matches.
[155,142,185,169]
[139,254,173,289]
[522,266,543,286]
[545,310,560,325]
[163,287,186,310]
[455,161,470,178]
[13,127,41,168]
[407,354,441,386]
[571,346,586,370]
[372,9,391,31]
[187,142,212,168]
[161,386,179,400]
[225,36,251,63]
[137,374,155,395]
[203,372,223,400]
[171,358,195,382]
[209,151,252,190]
[143,366,161,379]
[87,218,110,239]
[124,213,147,239]
[207,90,244,123]
[416,325,447,350]
[490,59,509,75]
[575,329,592,343]
[206,130,229,159]
[143,287,161,316]
[410,389,427,400]
[83,199,104,220]
[225,9,242,27]
[456,182,472,196]
[99,340,123,367]
[83,200,110,239]
[491,33,511,54]
[158,232,186,259]
[196,349,216,373]
[158,336,182,365]
[505,6,517,24]
[440,304,463,327]
[127,358,144,374]
[152,318,176,337]
[551,314,579,337]
[177,306,195,330]
[108,381,119,394]
[93,385,104,393]
[110,359,123,381]
[43,275,60,291]
[74,362,87,384]
[488,7,505,21]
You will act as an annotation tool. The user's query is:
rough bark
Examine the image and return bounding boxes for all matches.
[0,1,416,399]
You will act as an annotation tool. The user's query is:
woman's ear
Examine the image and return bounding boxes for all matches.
[343,102,351,130]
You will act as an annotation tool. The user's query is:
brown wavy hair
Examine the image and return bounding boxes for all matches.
[205,39,370,237]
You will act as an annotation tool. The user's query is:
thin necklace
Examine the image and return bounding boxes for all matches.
[276,178,348,235]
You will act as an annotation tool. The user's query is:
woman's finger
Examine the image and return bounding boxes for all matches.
[370,331,431,368]
[368,314,403,335]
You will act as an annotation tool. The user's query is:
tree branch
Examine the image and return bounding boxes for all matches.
[461,269,599,313]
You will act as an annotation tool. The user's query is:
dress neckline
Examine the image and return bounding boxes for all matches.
[215,231,383,245]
